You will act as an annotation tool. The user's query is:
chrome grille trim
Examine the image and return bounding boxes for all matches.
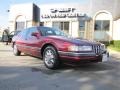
[93,45,101,54]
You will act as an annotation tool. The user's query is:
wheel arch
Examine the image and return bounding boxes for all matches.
[12,42,16,48]
[41,43,58,58]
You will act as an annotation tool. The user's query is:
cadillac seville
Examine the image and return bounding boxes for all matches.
[12,26,109,69]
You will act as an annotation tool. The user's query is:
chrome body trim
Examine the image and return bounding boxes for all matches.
[58,51,100,57]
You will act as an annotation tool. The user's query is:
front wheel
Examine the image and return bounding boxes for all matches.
[13,44,21,56]
[43,46,61,69]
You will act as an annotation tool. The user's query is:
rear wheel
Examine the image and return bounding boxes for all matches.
[13,44,21,56]
[43,46,61,69]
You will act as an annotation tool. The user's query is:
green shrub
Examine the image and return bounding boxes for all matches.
[110,40,114,45]
[99,41,110,47]
[108,40,120,52]
[97,40,120,48]
[114,40,120,48]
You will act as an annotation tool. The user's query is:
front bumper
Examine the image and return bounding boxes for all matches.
[58,51,98,57]
[58,51,109,62]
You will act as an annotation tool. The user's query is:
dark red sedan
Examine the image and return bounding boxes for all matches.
[12,26,109,69]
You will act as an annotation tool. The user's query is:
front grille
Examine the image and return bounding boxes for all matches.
[93,45,101,54]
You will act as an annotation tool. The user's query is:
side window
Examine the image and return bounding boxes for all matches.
[39,27,46,36]
[19,29,28,40]
[26,27,39,39]
[39,27,55,36]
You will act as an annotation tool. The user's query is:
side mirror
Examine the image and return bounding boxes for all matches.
[31,32,40,39]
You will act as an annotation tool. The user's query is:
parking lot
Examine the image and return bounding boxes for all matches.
[0,43,120,90]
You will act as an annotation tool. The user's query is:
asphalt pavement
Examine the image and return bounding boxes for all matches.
[0,43,120,90]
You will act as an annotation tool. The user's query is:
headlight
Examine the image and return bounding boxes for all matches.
[68,45,79,51]
[79,46,92,51]
[100,44,106,51]
[68,45,92,51]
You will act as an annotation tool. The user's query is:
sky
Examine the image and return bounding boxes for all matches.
[0,0,89,28]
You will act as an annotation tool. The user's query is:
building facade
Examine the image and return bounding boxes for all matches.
[9,0,120,41]
[9,3,40,32]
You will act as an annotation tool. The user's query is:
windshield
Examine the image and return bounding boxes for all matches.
[39,27,69,37]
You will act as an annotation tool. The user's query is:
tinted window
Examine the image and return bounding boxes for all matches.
[79,20,85,31]
[95,20,101,30]
[27,27,36,38]
[95,20,110,30]
[18,29,28,39]
[26,27,38,39]
[39,27,67,37]
[64,22,69,34]
[103,20,110,30]
[52,22,69,34]
[16,22,25,30]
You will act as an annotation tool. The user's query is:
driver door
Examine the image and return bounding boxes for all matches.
[26,27,41,56]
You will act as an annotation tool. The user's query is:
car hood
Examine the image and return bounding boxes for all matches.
[47,36,101,45]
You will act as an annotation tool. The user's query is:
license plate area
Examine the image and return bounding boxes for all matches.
[102,53,109,62]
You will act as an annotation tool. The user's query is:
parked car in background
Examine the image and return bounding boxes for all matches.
[12,26,109,69]
[9,31,21,42]
[0,30,3,41]
[1,30,21,44]
[1,29,9,44]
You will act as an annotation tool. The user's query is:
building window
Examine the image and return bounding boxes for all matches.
[103,20,110,30]
[16,22,25,31]
[95,20,110,30]
[79,20,85,38]
[40,22,44,26]
[79,20,85,30]
[61,22,64,30]
[52,22,69,34]
[79,32,84,38]
[16,16,26,31]
[64,22,69,31]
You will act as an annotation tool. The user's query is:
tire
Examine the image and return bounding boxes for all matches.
[13,44,21,56]
[43,46,61,69]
